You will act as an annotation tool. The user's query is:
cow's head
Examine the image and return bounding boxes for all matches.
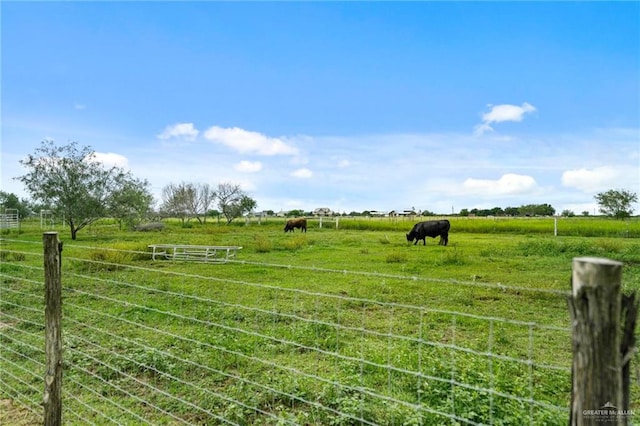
[406,232,413,242]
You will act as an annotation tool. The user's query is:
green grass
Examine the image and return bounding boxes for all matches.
[311,215,640,238]
[1,217,639,425]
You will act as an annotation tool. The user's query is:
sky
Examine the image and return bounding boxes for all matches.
[1,1,639,215]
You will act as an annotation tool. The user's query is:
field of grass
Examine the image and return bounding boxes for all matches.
[294,215,640,238]
[1,217,639,425]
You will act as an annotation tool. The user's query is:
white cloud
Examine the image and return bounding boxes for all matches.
[561,166,638,192]
[203,126,298,156]
[462,173,538,196]
[234,160,262,173]
[237,179,257,192]
[93,152,129,168]
[337,159,351,168]
[74,103,86,110]
[474,102,536,135]
[291,168,313,179]
[157,123,199,141]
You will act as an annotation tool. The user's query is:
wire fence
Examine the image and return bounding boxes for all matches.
[1,239,575,425]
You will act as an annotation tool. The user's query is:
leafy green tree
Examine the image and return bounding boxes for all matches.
[594,189,638,219]
[504,207,520,216]
[286,209,305,217]
[216,182,257,224]
[108,178,154,229]
[0,191,32,218]
[519,203,555,216]
[16,140,151,240]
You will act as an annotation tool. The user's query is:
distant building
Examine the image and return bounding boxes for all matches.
[388,209,417,217]
[313,207,333,216]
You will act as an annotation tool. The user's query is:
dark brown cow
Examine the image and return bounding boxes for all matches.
[284,218,307,233]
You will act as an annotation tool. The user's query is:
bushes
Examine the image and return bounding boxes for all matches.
[73,243,149,271]
[253,235,272,253]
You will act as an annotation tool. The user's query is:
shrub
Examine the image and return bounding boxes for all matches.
[254,235,272,253]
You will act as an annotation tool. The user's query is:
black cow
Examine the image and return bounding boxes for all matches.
[284,218,307,233]
[406,220,450,246]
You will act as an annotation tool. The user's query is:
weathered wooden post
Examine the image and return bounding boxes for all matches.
[43,232,63,426]
[568,256,633,425]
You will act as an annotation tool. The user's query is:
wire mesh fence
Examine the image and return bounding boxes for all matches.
[1,240,573,425]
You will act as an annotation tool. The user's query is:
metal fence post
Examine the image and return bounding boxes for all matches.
[43,232,63,426]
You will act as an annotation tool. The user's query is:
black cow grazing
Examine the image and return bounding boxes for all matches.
[406,220,450,246]
[284,218,307,233]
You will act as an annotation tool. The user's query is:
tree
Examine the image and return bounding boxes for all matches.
[194,183,216,224]
[160,182,216,225]
[594,189,638,219]
[160,182,195,224]
[108,178,154,229]
[0,191,32,218]
[16,140,150,240]
[216,182,257,224]
[519,203,555,216]
[286,209,305,218]
[504,207,520,216]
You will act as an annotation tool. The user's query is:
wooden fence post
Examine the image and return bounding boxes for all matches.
[43,232,63,426]
[568,256,636,425]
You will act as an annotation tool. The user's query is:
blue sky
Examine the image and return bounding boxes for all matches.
[2,2,639,215]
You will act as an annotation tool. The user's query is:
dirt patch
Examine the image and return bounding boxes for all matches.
[0,399,41,425]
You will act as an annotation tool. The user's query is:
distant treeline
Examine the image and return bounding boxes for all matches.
[243,204,558,218]
[459,204,556,217]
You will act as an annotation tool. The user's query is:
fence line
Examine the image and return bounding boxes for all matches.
[3,236,572,297]
[3,258,570,337]
[1,241,578,424]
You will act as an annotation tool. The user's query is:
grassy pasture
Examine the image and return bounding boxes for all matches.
[1,217,639,425]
